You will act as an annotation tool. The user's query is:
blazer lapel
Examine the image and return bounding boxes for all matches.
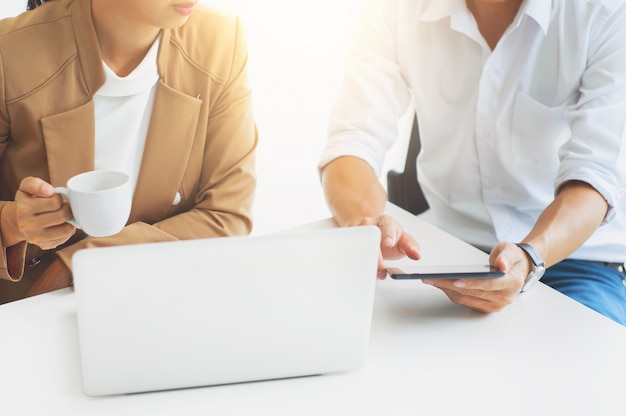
[41,100,95,187]
[130,81,202,223]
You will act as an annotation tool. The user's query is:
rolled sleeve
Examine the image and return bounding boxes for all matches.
[556,6,626,224]
[320,0,412,177]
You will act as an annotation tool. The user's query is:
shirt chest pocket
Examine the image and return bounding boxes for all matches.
[510,92,571,169]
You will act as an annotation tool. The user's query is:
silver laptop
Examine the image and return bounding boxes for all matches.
[72,226,380,396]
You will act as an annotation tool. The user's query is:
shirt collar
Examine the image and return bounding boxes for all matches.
[419,0,552,35]
[419,0,466,22]
[521,0,552,35]
[96,35,161,98]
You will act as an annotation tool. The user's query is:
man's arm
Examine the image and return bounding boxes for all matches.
[321,156,387,226]
[428,181,608,313]
[321,156,420,276]
[517,180,607,268]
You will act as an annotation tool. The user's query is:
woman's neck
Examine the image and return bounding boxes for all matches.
[91,0,160,77]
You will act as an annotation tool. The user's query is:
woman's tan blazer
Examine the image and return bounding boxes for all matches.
[0,0,257,302]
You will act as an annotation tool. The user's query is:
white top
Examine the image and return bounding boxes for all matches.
[320,0,626,261]
[94,36,160,195]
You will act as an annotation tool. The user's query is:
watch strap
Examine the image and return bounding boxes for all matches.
[520,273,540,292]
[515,243,545,292]
[515,243,544,268]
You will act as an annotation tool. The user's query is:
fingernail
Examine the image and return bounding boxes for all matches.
[421,279,434,285]
[383,237,394,247]
[453,280,466,288]
[42,183,55,195]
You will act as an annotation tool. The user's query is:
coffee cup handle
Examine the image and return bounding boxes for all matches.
[54,187,80,229]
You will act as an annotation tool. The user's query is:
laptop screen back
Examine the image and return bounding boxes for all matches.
[73,226,380,396]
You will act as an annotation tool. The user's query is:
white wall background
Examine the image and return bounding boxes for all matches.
[0,0,410,235]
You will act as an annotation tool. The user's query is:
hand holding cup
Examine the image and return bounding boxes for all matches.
[54,170,132,237]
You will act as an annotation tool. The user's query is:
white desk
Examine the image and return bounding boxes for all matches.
[2,204,625,416]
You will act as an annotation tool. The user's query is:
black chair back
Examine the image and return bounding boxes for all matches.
[386,114,429,215]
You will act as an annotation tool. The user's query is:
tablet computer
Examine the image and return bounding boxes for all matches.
[387,264,505,280]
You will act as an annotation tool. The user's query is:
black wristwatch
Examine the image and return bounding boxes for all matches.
[515,243,545,292]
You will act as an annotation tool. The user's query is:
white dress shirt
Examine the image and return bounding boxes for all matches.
[94,36,160,196]
[320,0,626,262]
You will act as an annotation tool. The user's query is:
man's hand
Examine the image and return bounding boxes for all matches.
[320,157,422,279]
[422,242,528,313]
[353,214,421,279]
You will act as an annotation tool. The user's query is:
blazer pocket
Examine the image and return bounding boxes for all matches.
[510,92,571,169]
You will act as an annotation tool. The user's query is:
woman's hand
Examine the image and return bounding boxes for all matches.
[13,177,76,250]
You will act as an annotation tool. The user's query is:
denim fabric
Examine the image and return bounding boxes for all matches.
[541,259,626,326]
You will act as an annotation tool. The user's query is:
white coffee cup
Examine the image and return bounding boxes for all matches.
[54,170,132,237]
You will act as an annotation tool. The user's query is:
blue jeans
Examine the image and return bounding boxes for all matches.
[541,259,626,326]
